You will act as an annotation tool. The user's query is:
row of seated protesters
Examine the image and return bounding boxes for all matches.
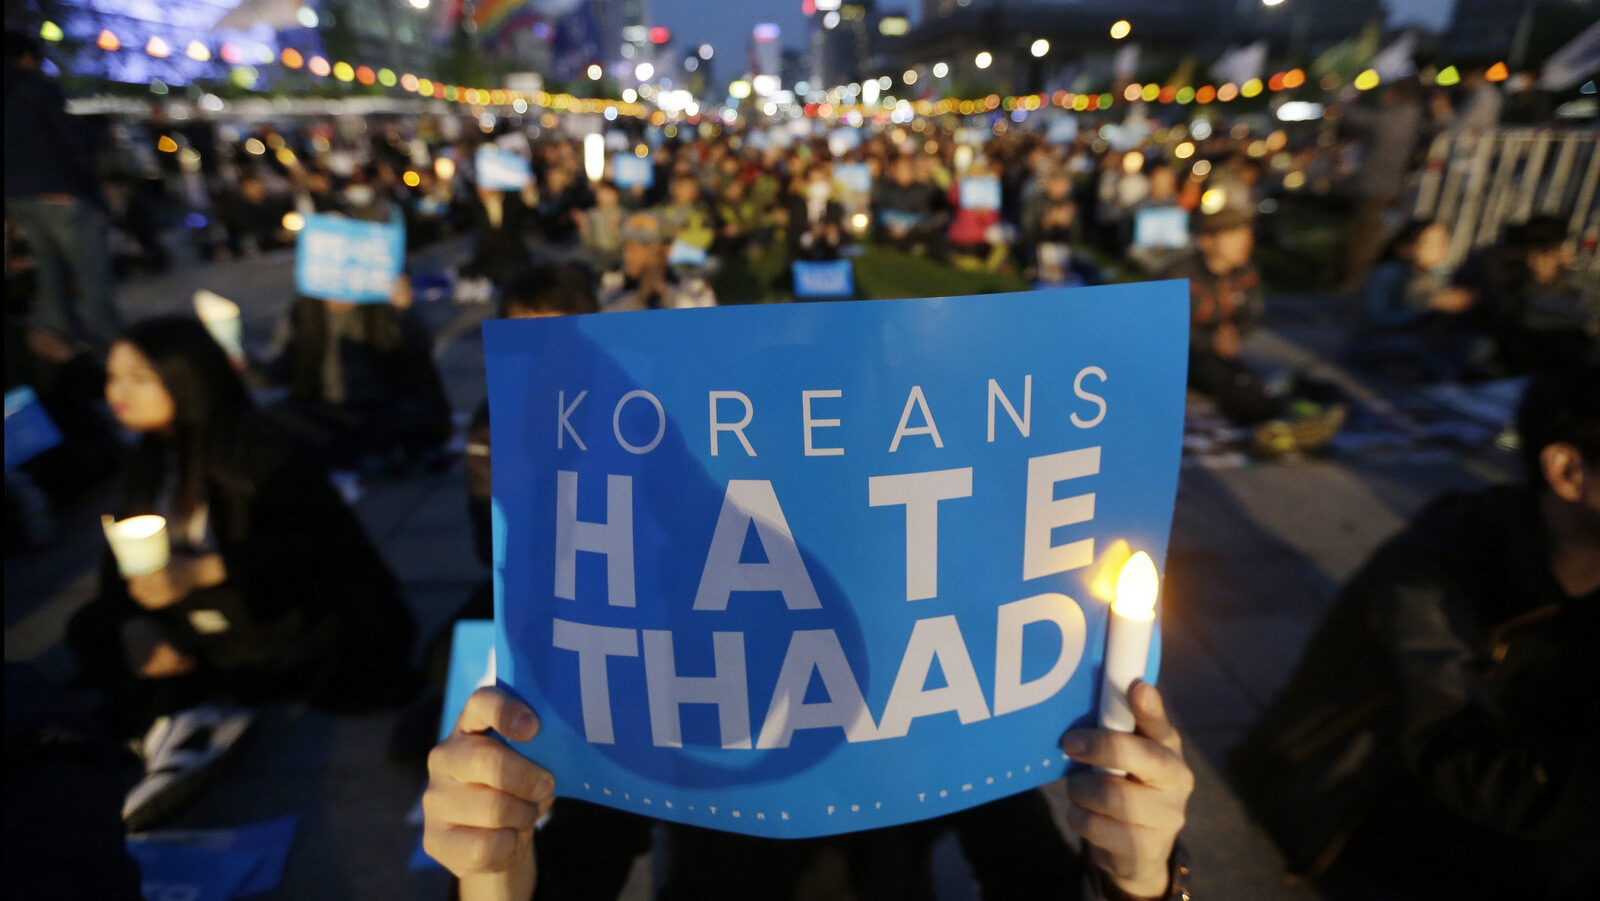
[1351,215,1592,382]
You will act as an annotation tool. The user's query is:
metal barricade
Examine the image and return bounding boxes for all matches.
[1415,128,1600,277]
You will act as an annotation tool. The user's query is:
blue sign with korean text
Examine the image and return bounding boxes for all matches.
[613,155,655,190]
[485,283,1187,838]
[293,213,405,304]
[792,260,855,299]
[5,386,62,471]
[475,145,533,190]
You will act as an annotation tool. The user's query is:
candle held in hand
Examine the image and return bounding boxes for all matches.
[1099,550,1159,735]
[103,514,171,577]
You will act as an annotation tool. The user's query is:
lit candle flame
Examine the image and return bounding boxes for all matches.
[1113,551,1159,621]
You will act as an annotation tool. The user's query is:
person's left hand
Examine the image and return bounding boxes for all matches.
[1061,682,1193,899]
[127,554,226,610]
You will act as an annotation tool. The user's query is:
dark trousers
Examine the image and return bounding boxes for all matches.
[1188,349,1283,426]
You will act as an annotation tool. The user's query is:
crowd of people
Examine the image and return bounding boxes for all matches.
[5,23,1599,900]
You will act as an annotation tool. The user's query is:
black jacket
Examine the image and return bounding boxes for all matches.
[98,414,414,706]
[1231,487,1600,895]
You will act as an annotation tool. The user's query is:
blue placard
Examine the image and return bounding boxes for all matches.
[1132,207,1190,250]
[4,386,63,471]
[667,239,709,268]
[293,213,405,303]
[833,162,872,196]
[613,155,655,190]
[880,210,926,233]
[475,145,533,190]
[1047,116,1079,145]
[484,283,1187,839]
[959,176,1003,212]
[792,260,855,299]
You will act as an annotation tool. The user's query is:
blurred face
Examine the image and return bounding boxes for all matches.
[105,342,175,433]
[622,239,664,278]
[596,185,619,208]
[240,179,267,203]
[1414,224,1451,270]
[891,160,914,184]
[1045,175,1071,200]
[1149,167,1177,198]
[1528,245,1568,284]
[670,178,699,206]
[1198,226,1254,273]
[506,307,563,320]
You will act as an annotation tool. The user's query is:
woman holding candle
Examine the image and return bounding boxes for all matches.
[69,317,416,823]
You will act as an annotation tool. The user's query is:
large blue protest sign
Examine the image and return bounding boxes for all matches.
[475,145,532,190]
[5,386,62,471]
[294,213,405,303]
[485,283,1186,839]
[792,260,855,299]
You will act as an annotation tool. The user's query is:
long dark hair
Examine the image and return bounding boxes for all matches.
[116,317,254,519]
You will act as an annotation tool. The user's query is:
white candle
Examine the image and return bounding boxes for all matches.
[1099,550,1159,736]
[194,290,244,360]
[103,514,171,577]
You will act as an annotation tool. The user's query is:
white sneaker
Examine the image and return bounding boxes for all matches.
[123,705,254,831]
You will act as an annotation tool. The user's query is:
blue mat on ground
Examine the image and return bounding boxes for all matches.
[128,815,298,899]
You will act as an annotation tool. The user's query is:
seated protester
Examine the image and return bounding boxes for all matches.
[656,174,717,251]
[785,166,846,264]
[388,262,602,769]
[712,178,762,258]
[465,264,599,568]
[69,317,416,825]
[946,161,1010,273]
[1457,216,1592,375]
[533,164,591,248]
[1021,169,1098,286]
[1347,221,1481,381]
[574,181,625,270]
[460,180,537,290]
[288,163,342,215]
[1230,361,1600,899]
[219,173,293,258]
[423,682,1194,901]
[1160,207,1344,454]
[1125,167,1188,275]
[265,270,452,472]
[874,156,945,252]
[598,212,715,312]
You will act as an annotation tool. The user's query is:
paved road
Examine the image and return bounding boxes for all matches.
[3,245,1516,900]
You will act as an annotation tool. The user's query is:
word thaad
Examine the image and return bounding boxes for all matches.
[546,368,1110,751]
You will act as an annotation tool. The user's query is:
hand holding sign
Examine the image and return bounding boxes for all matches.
[423,687,551,899]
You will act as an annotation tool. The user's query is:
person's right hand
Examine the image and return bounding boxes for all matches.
[423,687,551,901]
